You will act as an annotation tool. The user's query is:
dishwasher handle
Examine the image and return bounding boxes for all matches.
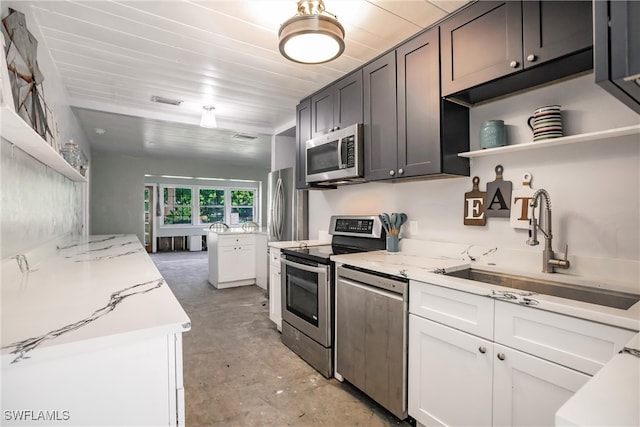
[337,277,404,301]
[337,265,408,298]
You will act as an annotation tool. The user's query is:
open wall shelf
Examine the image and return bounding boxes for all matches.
[1,105,87,182]
[458,125,640,158]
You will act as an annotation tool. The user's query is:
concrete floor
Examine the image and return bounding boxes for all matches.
[151,251,411,427]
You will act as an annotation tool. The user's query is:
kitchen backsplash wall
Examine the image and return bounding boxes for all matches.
[0,3,90,258]
[309,74,639,261]
[0,139,83,258]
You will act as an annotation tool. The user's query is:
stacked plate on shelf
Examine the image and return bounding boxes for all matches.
[530,105,563,141]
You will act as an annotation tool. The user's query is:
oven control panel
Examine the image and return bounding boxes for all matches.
[329,215,382,238]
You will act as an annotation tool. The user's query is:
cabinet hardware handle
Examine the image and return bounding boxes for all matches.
[479,346,487,354]
[389,170,395,176]
[527,54,536,62]
[398,168,404,175]
[509,60,519,68]
[497,353,506,361]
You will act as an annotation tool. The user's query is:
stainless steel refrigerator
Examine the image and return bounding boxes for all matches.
[267,167,308,242]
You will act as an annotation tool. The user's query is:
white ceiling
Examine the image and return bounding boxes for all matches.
[24,0,469,168]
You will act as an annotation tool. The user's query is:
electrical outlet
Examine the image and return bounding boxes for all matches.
[410,221,418,235]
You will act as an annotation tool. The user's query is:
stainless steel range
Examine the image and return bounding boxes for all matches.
[280,215,385,378]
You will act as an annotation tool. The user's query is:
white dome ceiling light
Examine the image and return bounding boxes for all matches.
[200,106,217,128]
[278,0,345,64]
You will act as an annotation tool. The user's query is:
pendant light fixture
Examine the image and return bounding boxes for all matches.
[278,0,345,64]
[200,106,217,128]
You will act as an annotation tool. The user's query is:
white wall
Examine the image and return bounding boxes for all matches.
[90,151,269,245]
[308,74,640,261]
[0,3,89,258]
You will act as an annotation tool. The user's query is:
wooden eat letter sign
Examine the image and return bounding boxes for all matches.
[485,165,512,218]
[464,176,486,226]
[510,172,535,229]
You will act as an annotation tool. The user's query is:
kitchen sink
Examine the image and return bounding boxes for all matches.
[444,268,640,310]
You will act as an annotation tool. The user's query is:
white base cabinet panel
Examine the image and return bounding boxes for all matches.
[492,343,590,427]
[208,233,257,288]
[408,279,632,427]
[2,334,184,426]
[409,314,492,427]
[268,249,283,331]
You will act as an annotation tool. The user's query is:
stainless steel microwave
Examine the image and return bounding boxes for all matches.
[305,123,364,184]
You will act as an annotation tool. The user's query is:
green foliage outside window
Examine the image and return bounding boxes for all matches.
[199,189,225,224]
[231,190,255,223]
[164,187,192,224]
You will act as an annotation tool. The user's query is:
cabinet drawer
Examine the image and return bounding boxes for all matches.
[494,301,636,375]
[270,249,281,265]
[410,280,494,340]
[218,235,255,247]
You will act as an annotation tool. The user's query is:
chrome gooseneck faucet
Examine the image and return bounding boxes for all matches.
[527,189,570,273]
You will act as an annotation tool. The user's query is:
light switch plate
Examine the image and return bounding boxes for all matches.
[410,221,418,235]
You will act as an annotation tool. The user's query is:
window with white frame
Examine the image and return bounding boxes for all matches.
[230,188,256,225]
[199,188,224,224]
[159,182,259,227]
[163,187,192,225]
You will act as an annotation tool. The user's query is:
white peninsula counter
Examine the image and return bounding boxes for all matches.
[1,234,191,426]
[206,227,268,289]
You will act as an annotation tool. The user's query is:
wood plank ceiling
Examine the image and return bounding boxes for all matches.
[22,0,468,167]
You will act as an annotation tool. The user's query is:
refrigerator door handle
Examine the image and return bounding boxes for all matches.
[275,177,284,241]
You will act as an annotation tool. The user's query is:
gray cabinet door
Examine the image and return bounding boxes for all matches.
[522,1,592,69]
[441,1,522,96]
[397,29,441,177]
[311,71,363,138]
[363,51,398,181]
[334,70,363,130]
[311,87,334,137]
[295,98,311,189]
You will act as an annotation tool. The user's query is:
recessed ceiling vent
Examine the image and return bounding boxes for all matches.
[151,95,183,106]
[232,133,259,141]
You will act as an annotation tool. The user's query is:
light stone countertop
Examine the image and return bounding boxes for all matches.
[1,234,191,367]
[205,227,268,235]
[331,249,640,331]
[556,333,640,426]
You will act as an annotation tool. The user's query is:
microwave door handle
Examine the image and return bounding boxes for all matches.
[337,137,344,169]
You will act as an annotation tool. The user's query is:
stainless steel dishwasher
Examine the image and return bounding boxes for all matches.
[335,265,409,420]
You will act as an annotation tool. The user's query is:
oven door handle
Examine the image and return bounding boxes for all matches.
[282,259,328,275]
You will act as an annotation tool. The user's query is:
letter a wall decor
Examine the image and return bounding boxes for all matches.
[464,176,486,226]
[485,165,512,218]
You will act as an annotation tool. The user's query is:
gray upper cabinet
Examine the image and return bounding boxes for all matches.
[522,1,592,67]
[441,1,523,97]
[397,29,443,177]
[363,51,398,181]
[311,70,363,137]
[595,0,640,114]
[441,1,592,104]
[365,28,469,182]
[295,98,311,189]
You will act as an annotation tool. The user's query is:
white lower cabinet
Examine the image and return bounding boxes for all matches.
[218,245,256,282]
[208,234,257,288]
[269,249,283,331]
[492,343,589,427]
[409,314,493,426]
[408,279,634,427]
